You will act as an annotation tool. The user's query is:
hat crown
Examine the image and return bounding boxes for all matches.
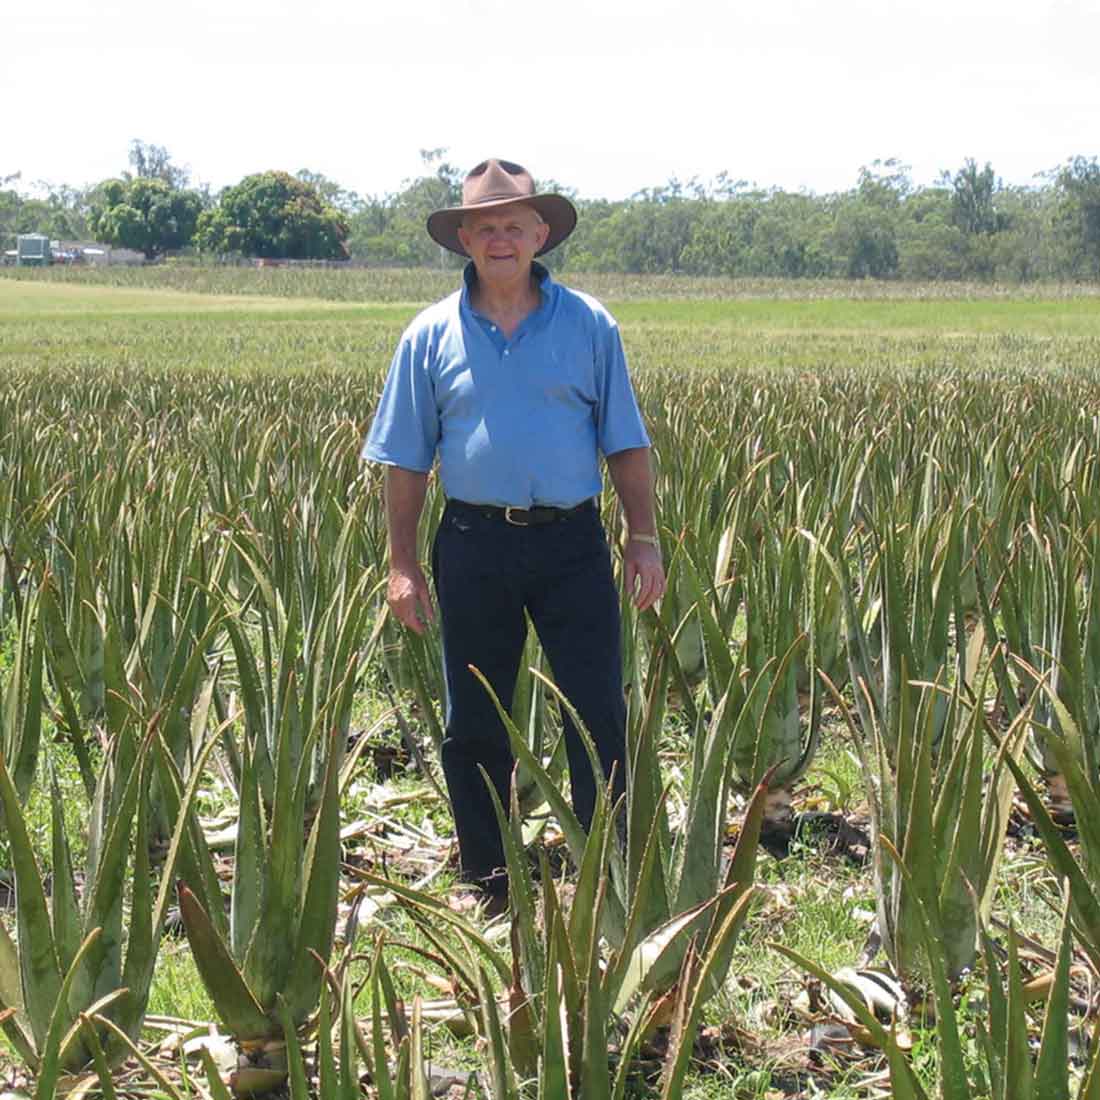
[462,159,536,208]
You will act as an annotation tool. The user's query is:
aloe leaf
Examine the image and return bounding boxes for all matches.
[483,768,542,993]
[978,920,1006,1099]
[48,769,82,979]
[242,676,306,1012]
[276,994,310,1100]
[610,991,658,1100]
[606,785,674,1000]
[539,933,571,1100]
[0,922,22,1014]
[79,1015,119,1100]
[1033,690,1100,871]
[626,645,671,916]
[0,991,37,1070]
[33,927,101,1099]
[76,736,144,1014]
[283,729,343,1026]
[660,891,759,1100]
[338,969,361,1100]
[1005,928,1035,1099]
[199,1045,235,1100]
[568,785,613,964]
[469,665,588,865]
[771,941,929,1099]
[231,733,264,964]
[355,872,511,986]
[4,589,45,803]
[369,957,397,1100]
[89,1013,189,1100]
[694,772,771,994]
[177,884,270,1040]
[317,970,337,1099]
[879,836,970,1100]
[579,882,611,1100]
[115,762,154,1045]
[611,890,730,1014]
[152,732,227,938]
[1033,897,1073,1100]
[673,678,734,914]
[1079,1023,1100,1100]
[408,996,432,1100]
[474,967,518,1100]
[0,748,61,1052]
[999,747,1100,970]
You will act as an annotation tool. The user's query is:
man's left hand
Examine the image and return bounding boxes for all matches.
[624,540,666,611]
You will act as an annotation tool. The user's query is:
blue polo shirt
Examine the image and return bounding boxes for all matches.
[362,262,649,508]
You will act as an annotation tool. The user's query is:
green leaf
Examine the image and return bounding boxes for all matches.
[772,941,929,1100]
[1005,928,1035,1100]
[177,884,270,1040]
[231,733,264,964]
[48,769,82,980]
[199,1045,235,1100]
[539,932,571,1100]
[1033,898,1072,1100]
[33,928,101,1099]
[283,728,344,1026]
[0,747,61,1052]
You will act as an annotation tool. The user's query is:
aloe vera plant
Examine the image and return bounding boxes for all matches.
[978,517,1100,822]
[0,575,44,805]
[176,667,357,1090]
[776,876,1100,1100]
[0,722,218,1096]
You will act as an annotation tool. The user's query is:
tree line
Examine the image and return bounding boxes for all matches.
[3,142,1099,280]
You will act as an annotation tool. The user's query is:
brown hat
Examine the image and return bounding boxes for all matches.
[426,158,577,257]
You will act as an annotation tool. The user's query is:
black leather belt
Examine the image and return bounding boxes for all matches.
[447,498,594,527]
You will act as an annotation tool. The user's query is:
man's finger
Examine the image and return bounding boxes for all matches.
[624,563,642,598]
[417,589,436,624]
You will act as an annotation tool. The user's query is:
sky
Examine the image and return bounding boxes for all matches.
[4,0,1098,202]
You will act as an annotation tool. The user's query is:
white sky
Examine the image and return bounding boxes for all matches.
[4,0,1098,201]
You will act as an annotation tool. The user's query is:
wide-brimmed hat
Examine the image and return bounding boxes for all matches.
[426,158,577,257]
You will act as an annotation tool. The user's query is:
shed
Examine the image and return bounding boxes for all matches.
[16,234,51,266]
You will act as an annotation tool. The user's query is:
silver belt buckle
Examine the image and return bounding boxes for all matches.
[504,506,529,526]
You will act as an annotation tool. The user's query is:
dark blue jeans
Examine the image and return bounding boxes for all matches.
[430,498,627,892]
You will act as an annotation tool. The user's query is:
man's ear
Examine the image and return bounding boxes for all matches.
[535,220,550,251]
[457,225,471,253]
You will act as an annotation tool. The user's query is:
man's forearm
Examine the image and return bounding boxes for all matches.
[606,447,657,536]
[385,466,430,568]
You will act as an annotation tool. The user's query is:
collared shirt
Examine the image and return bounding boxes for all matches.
[362,262,650,508]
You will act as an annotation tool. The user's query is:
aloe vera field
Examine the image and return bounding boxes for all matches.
[3,266,1100,1099]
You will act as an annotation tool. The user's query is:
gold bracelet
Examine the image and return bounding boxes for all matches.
[628,533,660,547]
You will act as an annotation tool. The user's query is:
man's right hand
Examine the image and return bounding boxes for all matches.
[387,563,435,634]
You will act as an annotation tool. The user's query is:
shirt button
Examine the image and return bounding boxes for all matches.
[490,325,497,332]
[503,349,510,357]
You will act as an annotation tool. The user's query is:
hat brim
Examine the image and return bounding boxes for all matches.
[426,193,577,257]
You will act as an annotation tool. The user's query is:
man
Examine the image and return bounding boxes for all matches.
[363,158,664,910]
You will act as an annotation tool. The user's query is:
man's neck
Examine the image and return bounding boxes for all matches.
[470,268,541,332]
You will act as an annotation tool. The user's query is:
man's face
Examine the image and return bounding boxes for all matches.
[457,203,550,284]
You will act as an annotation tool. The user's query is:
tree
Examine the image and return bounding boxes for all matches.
[295,169,364,215]
[944,159,1003,236]
[89,177,204,259]
[194,171,349,260]
[128,140,191,189]
[1056,155,1100,278]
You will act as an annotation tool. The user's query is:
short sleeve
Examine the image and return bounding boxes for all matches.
[594,317,650,457]
[361,328,440,472]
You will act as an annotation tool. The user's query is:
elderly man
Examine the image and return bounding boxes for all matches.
[363,158,664,910]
